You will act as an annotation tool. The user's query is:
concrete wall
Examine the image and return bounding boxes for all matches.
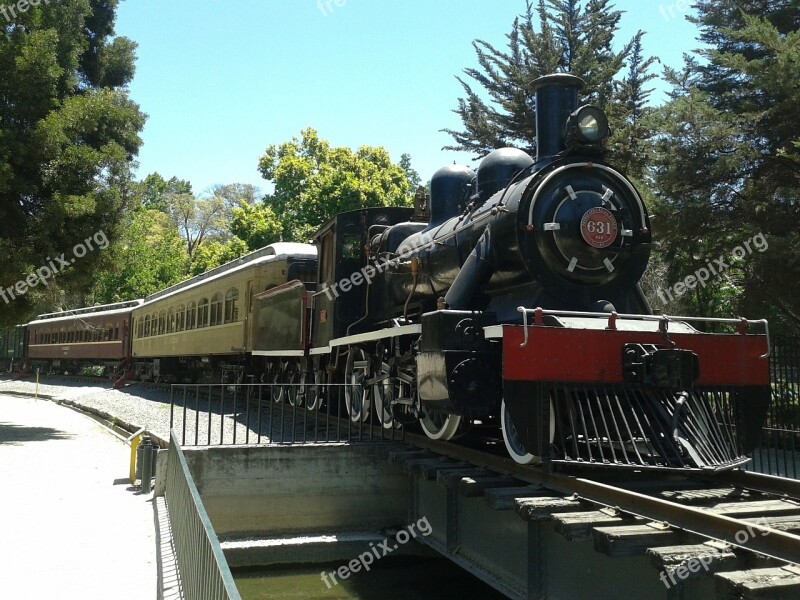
[183,443,407,539]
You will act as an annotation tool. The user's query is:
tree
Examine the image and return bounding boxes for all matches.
[168,193,227,263]
[136,173,192,212]
[90,209,188,302]
[443,0,651,164]
[208,182,262,227]
[399,153,422,196]
[230,203,282,251]
[210,183,260,210]
[0,0,145,324]
[190,238,249,276]
[606,33,659,179]
[651,1,800,330]
[258,128,411,240]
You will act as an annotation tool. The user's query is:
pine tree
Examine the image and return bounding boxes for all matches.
[607,33,658,179]
[443,0,652,164]
[652,0,800,329]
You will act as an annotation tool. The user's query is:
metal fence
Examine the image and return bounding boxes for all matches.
[169,382,405,447]
[752,336,800,478]
[166,339,800,477]
[165,430,242,600]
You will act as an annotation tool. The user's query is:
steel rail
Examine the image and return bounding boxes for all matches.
[404,431,800,567]
[712,469,800,501]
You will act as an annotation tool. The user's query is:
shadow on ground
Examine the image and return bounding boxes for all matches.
[0,422,74,445]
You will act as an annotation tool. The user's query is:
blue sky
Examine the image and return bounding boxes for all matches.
[115,0,701,197]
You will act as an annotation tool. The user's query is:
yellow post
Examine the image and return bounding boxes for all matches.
[130,434,141,484]
[35,368,39,400]
[127,427,146,483]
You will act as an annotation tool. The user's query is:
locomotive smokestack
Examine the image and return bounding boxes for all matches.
[532,74,585,160]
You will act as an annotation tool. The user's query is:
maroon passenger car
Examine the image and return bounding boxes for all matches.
[27,300,142,376]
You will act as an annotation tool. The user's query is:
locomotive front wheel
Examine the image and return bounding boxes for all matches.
[420,408,462,441]
[500,399,555,465]
[344,348,372,422]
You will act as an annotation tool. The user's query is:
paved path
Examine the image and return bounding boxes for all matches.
[0,394,157,599]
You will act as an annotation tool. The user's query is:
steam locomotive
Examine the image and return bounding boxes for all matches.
[7,73,770,471]
[253,74,772,470]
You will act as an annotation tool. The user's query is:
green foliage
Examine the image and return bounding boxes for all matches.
[399,153,422,196]
[80,365,106,377]
[443,0,655,174]
[85,176,272,300]
[168,193,227,261]
[90,209,187,302]
[651,1,800,330]
[771,381,800,428]
[230,203,282,251]
[136,173,193,212]
[0,0,144,324]
[606,34,659,178]
[210,183,260,211]
[190,237,249,276]
[258,128,411,240]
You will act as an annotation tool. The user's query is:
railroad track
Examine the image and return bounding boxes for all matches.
[384,432,800,595]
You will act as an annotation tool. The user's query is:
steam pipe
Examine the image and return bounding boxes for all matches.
[443,227,494,310]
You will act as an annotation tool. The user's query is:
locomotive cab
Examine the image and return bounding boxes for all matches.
[311,207,415,348]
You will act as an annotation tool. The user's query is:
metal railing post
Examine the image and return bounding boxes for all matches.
[165,430,242,600]
[140,434,154,494]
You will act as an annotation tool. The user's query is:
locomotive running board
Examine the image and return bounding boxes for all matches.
[328,324,422,349]
[309,324,423,356]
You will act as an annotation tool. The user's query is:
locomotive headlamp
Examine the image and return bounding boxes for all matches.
[567,105,609,144]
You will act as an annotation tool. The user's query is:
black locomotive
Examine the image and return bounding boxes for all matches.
[251,74,772,469]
